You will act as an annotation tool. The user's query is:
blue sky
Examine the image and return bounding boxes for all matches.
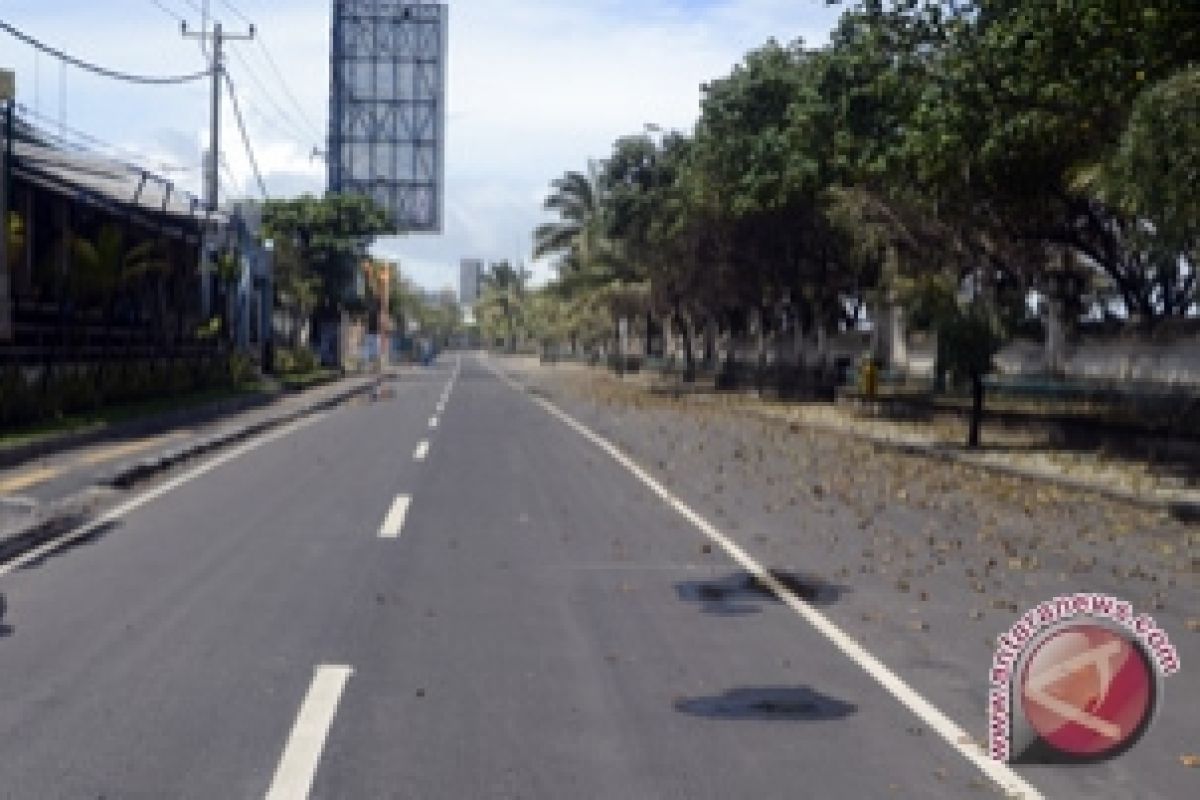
[2,0,844,291]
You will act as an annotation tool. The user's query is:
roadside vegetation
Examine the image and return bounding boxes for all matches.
[501,0,1200,448]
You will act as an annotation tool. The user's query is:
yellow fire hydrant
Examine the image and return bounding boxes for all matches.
[860,357,879,400]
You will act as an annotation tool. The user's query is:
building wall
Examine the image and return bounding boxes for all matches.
[993,333,1200,386]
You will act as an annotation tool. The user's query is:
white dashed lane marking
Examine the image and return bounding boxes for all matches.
[265,665,353,800]
[378,494,412,539]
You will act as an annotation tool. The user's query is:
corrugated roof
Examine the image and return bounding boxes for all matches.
[7,118,227,232]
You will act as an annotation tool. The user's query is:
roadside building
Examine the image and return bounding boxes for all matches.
[0,108,274,426]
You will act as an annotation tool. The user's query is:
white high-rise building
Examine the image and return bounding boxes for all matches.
[459,258,483,305]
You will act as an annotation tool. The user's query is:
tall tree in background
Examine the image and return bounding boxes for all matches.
[261,194,391,326]
[533,164,621,292]
[479,260,529,352]
[904,0,1200,325]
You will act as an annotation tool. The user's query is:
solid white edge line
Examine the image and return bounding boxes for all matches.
[483,357,1043,800]
[0,413,328,577]
[413,440,430,461]
[378,494,412,539]
[264,664,354,800]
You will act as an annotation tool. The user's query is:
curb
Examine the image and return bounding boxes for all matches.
[0,392,278,472]
[0,375,382,567]
[101,375,382,488]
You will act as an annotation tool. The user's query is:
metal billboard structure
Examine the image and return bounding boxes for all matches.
[328,1,447,233]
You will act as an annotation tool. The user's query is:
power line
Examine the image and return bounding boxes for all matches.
[0,20,210,85]
[178,0,206,17]
[146,0,186,24]
[214,0,254,27]
[17,102,197,176]
[223,72,268,199]
[175,0,323,145]
[218,152,241,197]
[253,35,323,142]
[15,103,203,208]
[227,47,316,146]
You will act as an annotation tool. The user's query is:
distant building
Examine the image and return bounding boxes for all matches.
[459,258,483,305]
[421,287,459,308]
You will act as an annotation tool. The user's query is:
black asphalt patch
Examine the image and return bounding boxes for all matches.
[674,686,858,721]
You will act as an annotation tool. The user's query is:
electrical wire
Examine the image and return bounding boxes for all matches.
[15,102,195,176]
[214,0,253,27]
[253,36,323,142]
[146,0,186,24]
[223,71,269,198]
[227,47,316,147]
[0,20,210,85]
[178,0,322,145]
[218,152,241,199]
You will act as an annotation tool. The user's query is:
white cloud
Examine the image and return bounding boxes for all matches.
[4,0,843,290]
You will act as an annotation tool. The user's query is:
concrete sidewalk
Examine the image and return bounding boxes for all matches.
[0,371,384,561]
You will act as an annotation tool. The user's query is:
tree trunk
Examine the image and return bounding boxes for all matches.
[679,311,695,384]
[703,317,716,367]
[968,373,984,448]
[613,317,624,375]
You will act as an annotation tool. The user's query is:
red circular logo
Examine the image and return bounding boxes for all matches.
[1019,623,1156,758]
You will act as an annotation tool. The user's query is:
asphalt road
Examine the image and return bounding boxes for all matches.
[0,354,1180,798]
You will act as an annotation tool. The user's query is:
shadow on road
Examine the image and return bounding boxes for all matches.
[675,570,848,615]
[18,520,123,571]
[674,686,857,721]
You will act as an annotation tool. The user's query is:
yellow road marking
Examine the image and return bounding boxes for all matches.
[0,432,188,494]
[77,432,187,466]
[0,466,62,493]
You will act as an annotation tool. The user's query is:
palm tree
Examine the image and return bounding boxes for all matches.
[479,261,529,352]
[213,249,242,347]
[72,224,166,357]
[5,211,22,268]
[533,163,622,288]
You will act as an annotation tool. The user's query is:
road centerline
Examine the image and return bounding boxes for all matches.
[265,664,354,800]
[413,440,430,461]
[378,494,412,539]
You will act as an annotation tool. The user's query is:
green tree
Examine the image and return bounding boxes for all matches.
[261,194,391,321]
[272,236,321,347]
[899,273,1003,448]
[1084,66,1200,313]
[479,260,529,352]
[533,164,621,292]
[72,223,167,352]
[903,0,1200,324]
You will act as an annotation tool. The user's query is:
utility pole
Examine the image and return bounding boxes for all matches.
[182,19,254,212]
[1,69,14,342]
